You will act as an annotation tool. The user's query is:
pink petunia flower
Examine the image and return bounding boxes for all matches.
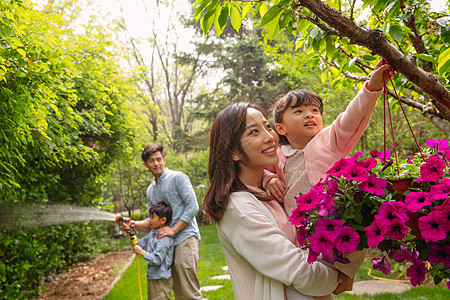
[335,226,361,253]
[388,244,409,263]
[357,157,377,172]
[309,230,335,255]
[416,155,446,182]
[426,139,450,151]
[315,219,343,239]
[406,258,427,286]
[380,150,390,163]
[326,158,349,177]
[340,163,369,181]
[375,201,409,224]
[365,219,387,248]
[427,243,450,269]
[296,190,321,212]
[289,207,308,226]
[432,200,450,231]
[358,173,387,196]
[430,178,450,200]
[307,248,320,264]
[296,226,308,246]
[372,257,391,275]
[386,218,409,240]
[347,152,364,162]
[404,191,432,212]
[418,211,447,242]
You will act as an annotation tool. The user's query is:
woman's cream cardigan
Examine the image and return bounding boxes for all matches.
[217,191,339,300]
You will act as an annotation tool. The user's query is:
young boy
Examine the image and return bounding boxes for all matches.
[133,201,174,300]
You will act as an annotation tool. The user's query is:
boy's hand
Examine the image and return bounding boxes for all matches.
[133,245,146,256]
[332,273,354,295]
[265,178,286,202]
[122,220,136,234]
[366,60,396,92]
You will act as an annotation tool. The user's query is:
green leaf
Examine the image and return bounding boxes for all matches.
[438,47,450,75]
[201,12,215,34]
[279,12,291,30]
[389,24,403,43]
[230,6,242,33]
[218,5,229,29]
[266,13,281,40]
[194,0,210,21]
[261,5,282,26]
[242,2,253,19]
[259,1,268,18]
[416,53,436,63]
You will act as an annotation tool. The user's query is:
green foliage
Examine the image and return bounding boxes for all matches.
[0,223,107,299]
[0,0,137,206]
[0,1,140,298]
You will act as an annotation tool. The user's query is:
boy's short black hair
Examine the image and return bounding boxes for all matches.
[149,201,172,226]
[142,144,166,161]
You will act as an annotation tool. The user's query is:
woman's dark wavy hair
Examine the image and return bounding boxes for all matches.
[203,102,268,222]
[269,89,323,146]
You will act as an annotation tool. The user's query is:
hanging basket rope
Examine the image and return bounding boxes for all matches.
[381,59,425,175]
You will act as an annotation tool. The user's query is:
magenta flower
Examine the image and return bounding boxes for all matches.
[296,226,308,246]
[326,158,349,177]
[370,149,382,158]
[375,201,409,224]
[296,190,321,212]
[418,211,447,242]
[315,219,343,239]
[404,191,432,212]
[307,248,319,264]
[341,163,369,181]
[373,257,391,275]
[388,244,409,263]
[407,258,427,286]
[358,173,387,196]
[426,139,450,151]
[416,155,446,182]
[335,226,361,253]
[289,207,307,226]
[365,219,387,248]
[386,218,409,240]
[430,178,450,200]
[433,201,450,231]
[380,150,390,163]
[347,152,364,162]
[309,230,335,255]
[326,179,339,194]
[357,157,377,172]
[427,243,450,269]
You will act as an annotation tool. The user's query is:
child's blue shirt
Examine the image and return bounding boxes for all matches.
[137,228,174,280]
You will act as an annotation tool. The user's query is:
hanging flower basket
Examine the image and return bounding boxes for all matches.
[290,139,450,288]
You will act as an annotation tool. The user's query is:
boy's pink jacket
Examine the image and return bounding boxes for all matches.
[263,82,383,192]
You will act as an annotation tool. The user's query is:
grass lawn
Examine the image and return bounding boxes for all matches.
[104,224,449,299]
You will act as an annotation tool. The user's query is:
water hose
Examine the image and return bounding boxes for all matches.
[116,216,143,300]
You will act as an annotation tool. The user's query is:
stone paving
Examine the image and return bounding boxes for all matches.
[200,266,413,297]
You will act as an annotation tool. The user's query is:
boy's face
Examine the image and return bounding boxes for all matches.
[275,102,323,149]
[149,213,166,230]
[144,151,166,179]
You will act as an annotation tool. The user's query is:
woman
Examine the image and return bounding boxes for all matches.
[204,103,350,300]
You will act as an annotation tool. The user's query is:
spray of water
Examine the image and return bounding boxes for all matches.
[0,204,119,230]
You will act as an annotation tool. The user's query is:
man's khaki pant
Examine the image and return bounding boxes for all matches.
[172,236,202,300]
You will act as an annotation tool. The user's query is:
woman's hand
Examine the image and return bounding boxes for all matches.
[332,273,354,295]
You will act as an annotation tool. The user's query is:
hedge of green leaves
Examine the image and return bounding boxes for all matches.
[0,1,139,298]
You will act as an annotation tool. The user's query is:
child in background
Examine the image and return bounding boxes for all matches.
[133,201,174,300]
[264,60,395,282]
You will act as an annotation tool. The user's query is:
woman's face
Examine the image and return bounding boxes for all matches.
[234,107,278,168]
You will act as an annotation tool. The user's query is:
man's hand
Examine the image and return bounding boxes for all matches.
[333,273,354,295]
[133,245,146,256]
[157,226,176,239]
[265,178,286,202]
